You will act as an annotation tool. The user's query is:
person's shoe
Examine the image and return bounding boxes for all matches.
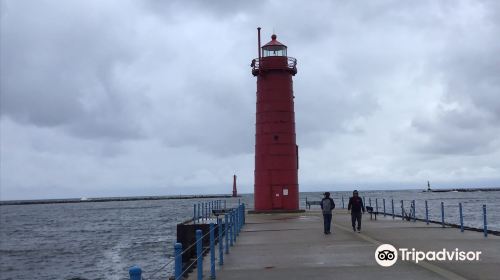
[352,227,356,232]
[357,228,361,233]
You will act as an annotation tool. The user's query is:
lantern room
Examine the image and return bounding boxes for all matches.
[262,34,287,57]
[252,33,296,76]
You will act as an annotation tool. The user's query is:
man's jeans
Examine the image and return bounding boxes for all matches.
[351,212,362,230]
[323,213,332,233]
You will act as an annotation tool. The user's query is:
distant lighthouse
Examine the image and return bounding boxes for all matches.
[232,175,238,197]
[251,28,299,211]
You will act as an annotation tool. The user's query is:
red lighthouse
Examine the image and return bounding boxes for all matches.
[251,28,299,211]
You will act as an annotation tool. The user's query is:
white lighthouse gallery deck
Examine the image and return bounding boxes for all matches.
[191,209,499,280]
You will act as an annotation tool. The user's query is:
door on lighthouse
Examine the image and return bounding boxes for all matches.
[272,186,283,209]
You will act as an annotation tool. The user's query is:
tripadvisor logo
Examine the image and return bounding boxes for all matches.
[375,244,482,267]
[375,244,398,267]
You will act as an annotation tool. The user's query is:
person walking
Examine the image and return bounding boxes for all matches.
[348,190,365,232]
[321,192,335,234]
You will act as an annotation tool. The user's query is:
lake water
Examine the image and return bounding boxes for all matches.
[1,190,498,280]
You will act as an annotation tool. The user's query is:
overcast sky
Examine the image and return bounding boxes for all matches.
[1,0,499,200]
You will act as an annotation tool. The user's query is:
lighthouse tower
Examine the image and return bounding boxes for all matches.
[232,175,238,197]
[251,28,299,211]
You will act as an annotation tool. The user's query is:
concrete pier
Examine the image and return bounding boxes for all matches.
[194,209,499,280]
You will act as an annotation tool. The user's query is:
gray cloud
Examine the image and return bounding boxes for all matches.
[0,0,146,140]
[410,0,500,155]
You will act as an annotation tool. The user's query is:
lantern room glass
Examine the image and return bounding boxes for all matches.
[262,46,287,57]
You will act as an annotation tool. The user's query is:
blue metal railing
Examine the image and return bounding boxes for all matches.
[307,194,493,237]
[336,196,492,238]
[129,201,247,280]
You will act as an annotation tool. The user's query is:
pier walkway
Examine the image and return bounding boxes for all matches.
[195,209,499,280]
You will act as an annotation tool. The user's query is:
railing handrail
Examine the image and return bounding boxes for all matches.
[251,56,297,73]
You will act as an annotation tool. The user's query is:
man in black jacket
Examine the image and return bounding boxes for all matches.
[321,192,335,234]
[348,190,365,232]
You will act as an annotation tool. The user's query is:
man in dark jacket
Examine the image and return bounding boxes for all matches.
[321,192,335,234]
[348,190,365,232]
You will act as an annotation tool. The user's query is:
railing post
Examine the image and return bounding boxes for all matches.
[202,202,205,220]
[459,203,464,232]
[401,200,404,220]
[196,229,203,280]
[412,200,416,222]
[224,200,226,209]
[383,198,386,217]
[242,203,246,224]
[218,218,223,265]
[425,200,429,225]
[236,208,239,236]
[229,209,236,244]
[241,205,244,227]
[441,201,445,228]
[224,214,229,253]
[240,205,243,228]
[129,265,142,280]
[233,210,237,242]
[391,199,394,219]
[198,203,201,221]
[342,195,345,209]
[210,223,215,279]
[240,205,243,227]
[235,209,239,238]
[175,243,183,279]
[236,206,240,232]
[231,210,236,244]
[201,202,205,221]
[229,211,234,246]
[375,198,378,213]
[236,207,240,236]
[193,204,197,224]
[369,197,372,207]
[483,204,488,237]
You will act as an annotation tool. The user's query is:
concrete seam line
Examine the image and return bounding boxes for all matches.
[243,228,310,232]
[333,222,469,280]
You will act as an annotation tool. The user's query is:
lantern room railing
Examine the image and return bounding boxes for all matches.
[251,57,297,76]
